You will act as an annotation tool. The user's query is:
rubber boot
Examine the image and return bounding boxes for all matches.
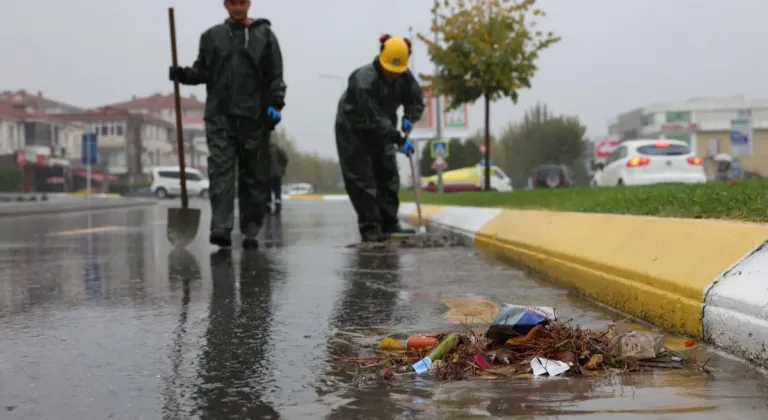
[242,237,259,250]
[210,232,232,248]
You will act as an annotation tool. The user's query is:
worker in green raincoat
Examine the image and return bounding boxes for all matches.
[169,0,286,249]
[335,34,425,243]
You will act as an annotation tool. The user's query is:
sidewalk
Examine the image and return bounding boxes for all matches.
[0,196,157,217]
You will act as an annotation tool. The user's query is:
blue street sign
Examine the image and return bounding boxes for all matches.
[430,140,449,158]
[730,130,748,145]
[81,133,98,165]
[479,157,493,167]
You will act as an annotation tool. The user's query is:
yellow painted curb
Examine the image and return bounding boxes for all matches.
[286,194,325,200]
[403,204,768,337]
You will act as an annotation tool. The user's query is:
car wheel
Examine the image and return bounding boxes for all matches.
[200,189,209,198]
[545,173,560,188]
[155,188,168,198]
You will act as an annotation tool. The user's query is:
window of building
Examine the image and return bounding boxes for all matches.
[115,123,124,136]
[642,114,655,126]
[100,124,109,136]
[665,111,690,123]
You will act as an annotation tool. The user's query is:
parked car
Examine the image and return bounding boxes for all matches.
[284,183,314,195]
[533,164,573,188]
[421,165,513,192]
[590,139,706,187]
[150,166,209,199]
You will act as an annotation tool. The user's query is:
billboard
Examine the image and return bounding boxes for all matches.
[412,85,434,133]
[443,96,469,130]
[411,84,470,139]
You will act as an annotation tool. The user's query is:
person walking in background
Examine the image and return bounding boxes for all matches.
[334,34,425,243]
[168,0,286,249]
[268,142,288,215]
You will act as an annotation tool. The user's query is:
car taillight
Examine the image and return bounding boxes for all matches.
[687,156,702,165]
[627,157,650,167]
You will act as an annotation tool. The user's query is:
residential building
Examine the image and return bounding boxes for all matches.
[57,107,176,180]
[102,93,208,169]
[0,100,85,165]
[607,96,768,176]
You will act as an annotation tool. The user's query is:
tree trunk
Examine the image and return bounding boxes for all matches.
[484,94,491,191]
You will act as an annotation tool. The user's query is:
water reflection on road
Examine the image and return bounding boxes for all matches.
[0,200,766,419]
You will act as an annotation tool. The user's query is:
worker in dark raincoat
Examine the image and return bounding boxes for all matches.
[335,34,425,243]
[268,142,288,215]
[169,0,286,249]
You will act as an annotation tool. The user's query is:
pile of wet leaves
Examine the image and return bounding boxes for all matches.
[347,233,464,250]
[341,321,711,383]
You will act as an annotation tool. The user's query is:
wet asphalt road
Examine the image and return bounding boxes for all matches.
[1,199,768,419]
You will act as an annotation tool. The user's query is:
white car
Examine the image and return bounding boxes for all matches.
[591,139,706,187]
[284,183,314,195]
[150,166,210,198]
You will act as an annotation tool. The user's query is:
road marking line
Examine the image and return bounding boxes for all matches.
[48,226,123,236]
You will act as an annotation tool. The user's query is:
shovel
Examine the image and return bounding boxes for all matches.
[407,148,425,234]
[166,7,200,247]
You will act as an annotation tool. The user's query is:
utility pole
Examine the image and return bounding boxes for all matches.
[432,9,445,193]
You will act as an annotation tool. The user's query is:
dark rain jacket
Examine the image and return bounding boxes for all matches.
[178,18,287,118]
[336,58,425,149]
[269,142,288,179]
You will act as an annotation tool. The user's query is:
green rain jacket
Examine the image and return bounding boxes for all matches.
[336,58,425,148]
[178,18,287,118]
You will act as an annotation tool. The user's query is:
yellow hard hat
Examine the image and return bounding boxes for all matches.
[378,35,410,74]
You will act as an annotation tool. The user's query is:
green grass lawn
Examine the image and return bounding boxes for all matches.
[399,181,768,222]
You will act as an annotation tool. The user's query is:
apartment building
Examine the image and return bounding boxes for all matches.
[57,107,176,180]
[103,93,208,169]
[608,96,768,176]
[0,90,86,164]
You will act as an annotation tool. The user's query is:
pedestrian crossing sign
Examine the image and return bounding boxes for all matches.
[430,140,449,158]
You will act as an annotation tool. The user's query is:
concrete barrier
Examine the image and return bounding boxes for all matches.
[398,203,768,367]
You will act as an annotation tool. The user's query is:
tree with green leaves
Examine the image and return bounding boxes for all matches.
[499,103,587,187]
[271,129,342,192]
[418,0,560,190]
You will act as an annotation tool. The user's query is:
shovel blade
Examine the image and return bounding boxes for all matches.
[167,207,201,247]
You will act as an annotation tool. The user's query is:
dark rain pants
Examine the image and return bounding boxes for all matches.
[205,115,271,238]
[335,121,400,237]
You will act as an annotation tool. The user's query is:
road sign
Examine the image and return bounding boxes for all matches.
[730,118,753,156]
[431,155,448,170]
[595,140,621,158]
[81,133,98,165]
[430,140,449,158]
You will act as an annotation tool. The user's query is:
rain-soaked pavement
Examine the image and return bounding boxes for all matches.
[1,199,768,419]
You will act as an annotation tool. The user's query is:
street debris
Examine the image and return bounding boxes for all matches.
[346,232,464,249]
[339,304,713,383]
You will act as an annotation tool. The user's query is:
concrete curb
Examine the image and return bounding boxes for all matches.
[0,198,158,217]
[398,203,768,367]
[283,194,349,201]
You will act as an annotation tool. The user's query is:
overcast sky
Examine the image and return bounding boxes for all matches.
[2,0,766,158]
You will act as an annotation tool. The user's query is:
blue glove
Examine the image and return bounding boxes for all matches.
[399,138,414,156]
[401,116,414,134]
[267,106,281,123]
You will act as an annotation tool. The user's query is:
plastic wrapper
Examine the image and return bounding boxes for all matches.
[485,304,556,345]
